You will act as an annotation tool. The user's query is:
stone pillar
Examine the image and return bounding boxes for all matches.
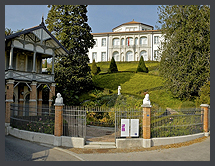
[54,93,64,136]
[200,104,210,136]
[37,87,43,116]
[5,80,14,123]
[141,94,152,148]
[29,82,37,116]
[49,83,56,108]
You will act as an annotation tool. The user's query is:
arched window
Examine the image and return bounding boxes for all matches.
[121,38,124,45]
[140,37,147,45]
[140,50,148,61]
[113,51,120,61]
[126,37,133,46]
[126,51,133,61]
[113,38,119,46]
[135,38,138,45]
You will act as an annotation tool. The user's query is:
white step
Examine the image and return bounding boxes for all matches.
[84,141,116,149]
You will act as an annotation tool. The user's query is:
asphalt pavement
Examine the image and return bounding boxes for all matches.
[5,135,210,161]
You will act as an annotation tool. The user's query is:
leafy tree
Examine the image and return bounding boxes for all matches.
[108,57,118,73]
[157,5,210,100]
[45,5,95,105]
[136,56,148,73]
[91,59,99,75]
[5,28,13,36]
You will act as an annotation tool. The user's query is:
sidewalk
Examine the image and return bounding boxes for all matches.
[61,136,210,161]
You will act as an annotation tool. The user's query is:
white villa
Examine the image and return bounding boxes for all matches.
[88,20,162,63]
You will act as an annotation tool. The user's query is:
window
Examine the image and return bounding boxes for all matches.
[113,51,119,61]
[92,52,97,61]
[140,37,147,45]
[94,39,97,47]
[140,50,148,61]
[121,38,124,45]
[126,37,133,46]
[113,38,119,46]
[154,36,160,44]
[154,50,159,60]
[135,38,138,45]
[126,51,133,61]
[101,52,106,61]
[102,38,106,46]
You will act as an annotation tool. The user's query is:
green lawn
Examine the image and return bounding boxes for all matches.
[83,61,183,108]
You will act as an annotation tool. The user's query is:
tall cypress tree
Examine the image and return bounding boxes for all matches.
[46,5,95,105]
[108,57,118,73]
[157,5,210,100]
[136,56,148,73]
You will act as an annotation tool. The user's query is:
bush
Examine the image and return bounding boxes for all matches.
[136,56,148,73]
[108,57,118,73]
[91,59,99,75]
[180,101,196,109]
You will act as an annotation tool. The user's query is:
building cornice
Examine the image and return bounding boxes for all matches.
[91,30,161,36]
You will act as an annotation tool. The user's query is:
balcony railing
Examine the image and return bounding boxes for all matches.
[5,70,54,83]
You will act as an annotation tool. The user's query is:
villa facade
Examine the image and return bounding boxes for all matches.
[88,20,163,63]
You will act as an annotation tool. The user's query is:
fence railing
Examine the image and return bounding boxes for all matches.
[9,104,209,140]
[62,106,86,138]
[151,108,204,138]
[115,107,143,139]
[10,104,55,135]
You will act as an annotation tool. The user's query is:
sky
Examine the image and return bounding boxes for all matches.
[5,5,160,33]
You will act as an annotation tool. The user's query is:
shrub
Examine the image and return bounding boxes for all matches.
[108,57,118,73]
[91,59,99,75]
[136,56,148,73]
[180,101,196,109]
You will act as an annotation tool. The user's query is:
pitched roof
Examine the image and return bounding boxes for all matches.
[5,20,69,55]
[112,20,154,31]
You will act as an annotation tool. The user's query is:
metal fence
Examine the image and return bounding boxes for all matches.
[151,108,204,138]
[9,104,208,140]
[10,104,55,135]
[115,107,143,139]
[62,106,86,138]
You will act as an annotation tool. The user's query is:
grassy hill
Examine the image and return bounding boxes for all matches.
[82,61,183,108]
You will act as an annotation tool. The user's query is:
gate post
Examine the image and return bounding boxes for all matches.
[200,104,210,136]
[54,93,64,137]
[141,94,152,148]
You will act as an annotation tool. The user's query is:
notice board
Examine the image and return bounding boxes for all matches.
[121,119,129,137]
[130,119,139,137]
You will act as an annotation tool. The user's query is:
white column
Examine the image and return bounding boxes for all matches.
[9,41,14,69]
[32,49,36,73]
[52,52,55,74]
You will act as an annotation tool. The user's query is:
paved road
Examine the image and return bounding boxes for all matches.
[5,135,210,161]
[5,135,82,161]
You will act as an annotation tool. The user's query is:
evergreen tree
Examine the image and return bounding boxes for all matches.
[157,5,210,100]
[91,59,99,75]
[108,57,118,73]
[136,56,148,73]
[45,5,95,105]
